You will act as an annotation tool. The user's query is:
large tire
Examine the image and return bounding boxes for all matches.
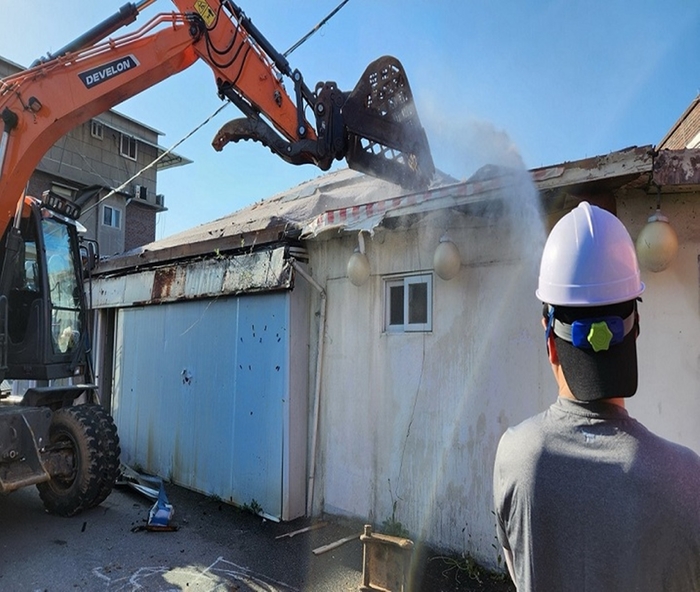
[37,405,114,516]
[86,405,121,509]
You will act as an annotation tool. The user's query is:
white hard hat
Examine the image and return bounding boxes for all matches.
[536,202,644,306]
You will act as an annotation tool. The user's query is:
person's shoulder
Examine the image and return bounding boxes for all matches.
[631,422,700,475]
[496,408,550,458]
[645,430,700,466]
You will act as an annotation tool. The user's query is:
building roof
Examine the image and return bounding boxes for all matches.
[96,167,413,272]
[96,144,700,276]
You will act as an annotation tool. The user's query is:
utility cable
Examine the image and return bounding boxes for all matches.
[283,0,351,57]
[82,101,230,216]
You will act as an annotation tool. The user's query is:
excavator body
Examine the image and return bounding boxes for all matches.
[0,0,434,514]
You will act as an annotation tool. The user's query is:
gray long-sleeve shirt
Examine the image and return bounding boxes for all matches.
[494,397,700,592]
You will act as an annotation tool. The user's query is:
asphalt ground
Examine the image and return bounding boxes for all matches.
[0,481,366,591]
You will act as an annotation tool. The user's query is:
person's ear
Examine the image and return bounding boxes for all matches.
[541,317,559,364]
[548,332,559,365]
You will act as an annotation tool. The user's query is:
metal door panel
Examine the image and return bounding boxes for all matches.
[113,293,288,517]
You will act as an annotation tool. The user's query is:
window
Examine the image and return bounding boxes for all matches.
[120,133,137,160]
[90,120,103,140]
[102,205,122,229]
[384,273,432,332]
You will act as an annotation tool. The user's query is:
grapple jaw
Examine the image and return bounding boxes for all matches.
[342,56,435,191]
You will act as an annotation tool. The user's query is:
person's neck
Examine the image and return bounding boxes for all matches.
[558,390,626,409]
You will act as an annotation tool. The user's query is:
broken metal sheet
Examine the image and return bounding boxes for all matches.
[148,482,175,529]
[90,247,292,309]
[301,174,514,238]
[116,463,161,500]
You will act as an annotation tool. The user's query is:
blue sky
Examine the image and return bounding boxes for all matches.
[1,1,699,239]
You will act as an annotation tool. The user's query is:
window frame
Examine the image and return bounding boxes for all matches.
[102,204,122,229]
[120,133,138,160]
[384,273,433,333]
[90,120,104,140]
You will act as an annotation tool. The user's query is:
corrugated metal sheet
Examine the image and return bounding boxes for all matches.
[91,246,291,308]
[112,291,306,520]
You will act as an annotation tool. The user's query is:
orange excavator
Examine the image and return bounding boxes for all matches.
[0,0,434,515]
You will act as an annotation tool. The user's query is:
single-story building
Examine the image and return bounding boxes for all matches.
[89,144,700,566]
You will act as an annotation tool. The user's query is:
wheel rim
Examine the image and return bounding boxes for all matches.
[50,430,80,490]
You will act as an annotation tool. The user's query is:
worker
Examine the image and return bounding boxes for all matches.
[493,201,700,591]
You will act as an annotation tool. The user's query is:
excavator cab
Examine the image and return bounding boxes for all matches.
[0,192,87,383]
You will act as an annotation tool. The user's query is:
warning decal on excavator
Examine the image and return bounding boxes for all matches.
[194,0,217,27]
[78,56,140,89]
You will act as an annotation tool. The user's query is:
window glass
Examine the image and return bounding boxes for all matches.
[91,120,103,140]
[408,282,428,324]
[42,218,81,353]
[389,284,404,325]
[102,205,121,229]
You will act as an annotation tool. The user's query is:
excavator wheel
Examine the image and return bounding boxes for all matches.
[37,405,119,517]
[85,405,121,509]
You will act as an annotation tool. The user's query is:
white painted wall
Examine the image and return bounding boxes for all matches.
[304,187,700,566]
[305,185,558,565]
[621,191,700,453]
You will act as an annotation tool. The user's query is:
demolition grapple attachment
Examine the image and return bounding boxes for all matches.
[343,56,434,191]
[212,56,435,191]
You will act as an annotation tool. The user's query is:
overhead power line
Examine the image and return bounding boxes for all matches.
[284,0,352,57]
[82,102,230,216]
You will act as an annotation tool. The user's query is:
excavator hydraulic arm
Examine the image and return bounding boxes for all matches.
[173,0,435,190]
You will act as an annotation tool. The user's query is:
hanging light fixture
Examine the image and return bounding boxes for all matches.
[635,187,678,273]
[433,235,461,280]
[347,232,370,286]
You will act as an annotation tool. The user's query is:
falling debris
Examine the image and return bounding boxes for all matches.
[117,464,178,532]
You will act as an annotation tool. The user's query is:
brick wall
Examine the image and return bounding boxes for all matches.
[659,99,700,149]
[125,201,156,251]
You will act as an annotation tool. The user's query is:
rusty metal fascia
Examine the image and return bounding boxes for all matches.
[653,149,700,189]
[90,247,291,309]
[93,226,290,276]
